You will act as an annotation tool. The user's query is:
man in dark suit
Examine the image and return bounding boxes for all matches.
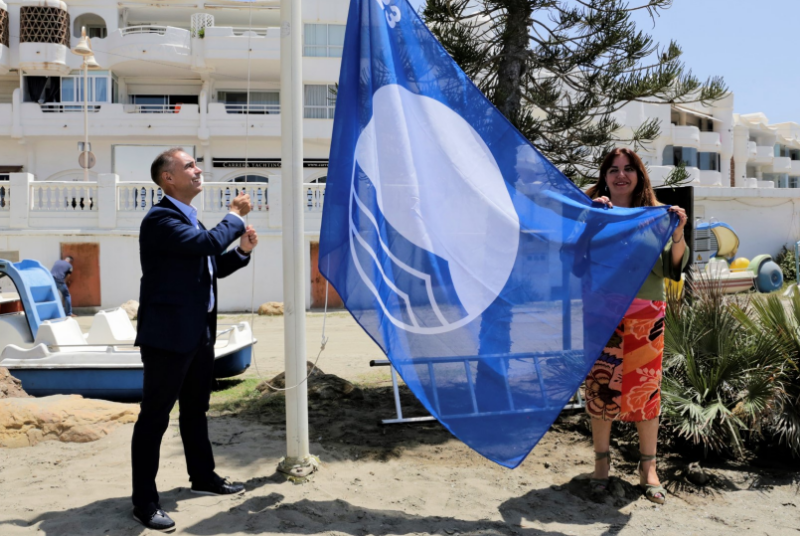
[131,148,258,532]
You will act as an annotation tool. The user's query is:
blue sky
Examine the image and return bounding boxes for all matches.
[408,0,800,123]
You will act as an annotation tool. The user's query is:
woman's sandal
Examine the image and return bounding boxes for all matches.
[589,451,611,501]
[639,453,667,505]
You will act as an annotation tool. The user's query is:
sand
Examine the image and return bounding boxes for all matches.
[0,312,798,536]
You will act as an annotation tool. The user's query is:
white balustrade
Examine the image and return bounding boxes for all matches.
[305,184,325,213]
[121,25,168,36]
[30,182,97,212]
[0,184,9,211]
[203,183,269,212]
[117,183,163,212]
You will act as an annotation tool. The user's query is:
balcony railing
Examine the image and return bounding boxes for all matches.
[31,182,96,212]
[305,184,324,213]
[120,25,168,36]
[123,104,185,114]
[204,183,269,212]
[224,103,280,115]
[0,184,9,210]
[232,28,274,36]
[41,103,101,113]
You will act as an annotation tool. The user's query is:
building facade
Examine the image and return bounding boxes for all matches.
[0,0,345,311]
[0,0,798,311]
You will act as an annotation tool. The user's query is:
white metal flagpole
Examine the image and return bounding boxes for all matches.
[278,0,315,479]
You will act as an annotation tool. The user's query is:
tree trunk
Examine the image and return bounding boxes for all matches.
[494,1,532,123]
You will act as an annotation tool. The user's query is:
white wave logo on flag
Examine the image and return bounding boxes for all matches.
[349,84,520,334]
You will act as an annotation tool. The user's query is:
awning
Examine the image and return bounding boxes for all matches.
[673,104,722,122]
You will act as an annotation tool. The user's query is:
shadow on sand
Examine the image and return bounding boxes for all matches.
[2,482,639,536]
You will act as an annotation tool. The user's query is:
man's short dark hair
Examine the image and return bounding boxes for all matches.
[150,148,186,186]
[64,256,74,262]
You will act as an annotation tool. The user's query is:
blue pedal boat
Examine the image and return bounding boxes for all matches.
[0,259,255,401]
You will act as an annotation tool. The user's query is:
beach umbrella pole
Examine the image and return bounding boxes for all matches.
[277,0,315,479]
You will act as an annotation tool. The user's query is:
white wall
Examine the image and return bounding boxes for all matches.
[0,229,310,311]
[695,188,800,260]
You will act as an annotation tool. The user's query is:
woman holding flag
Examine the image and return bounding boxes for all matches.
[583,148,689,505]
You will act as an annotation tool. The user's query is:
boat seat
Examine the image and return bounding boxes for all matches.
[34,317,87,348]
[0,312,34,347]
[85,308,137,345]
[0,343,49,361]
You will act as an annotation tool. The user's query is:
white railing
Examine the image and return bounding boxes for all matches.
[305,184,325,213]
[203,184,269,212]
[224,104,280,115]
[0,184,9,211]
[41,104,101,113]
[30,182,97,212]
[117,183,163,212]
[121,25,169,36]
[232,27,274,36]
[123,104,184,114]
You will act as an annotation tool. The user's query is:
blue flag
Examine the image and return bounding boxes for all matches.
[319,0,677,468]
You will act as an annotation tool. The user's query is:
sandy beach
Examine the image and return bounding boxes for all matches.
[1,312,798,536]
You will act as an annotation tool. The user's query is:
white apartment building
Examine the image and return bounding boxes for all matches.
[0,0,346,311]
[0,0,798,312]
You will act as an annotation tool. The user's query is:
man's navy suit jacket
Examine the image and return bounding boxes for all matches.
[135,196,249,354]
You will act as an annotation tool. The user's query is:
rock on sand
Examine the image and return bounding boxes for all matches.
[0,394,139,448]
[258,301,284,316]
[0,367,30,399]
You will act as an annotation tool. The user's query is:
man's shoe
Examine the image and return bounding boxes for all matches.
[191,477,245,496]
[132,506,176,532]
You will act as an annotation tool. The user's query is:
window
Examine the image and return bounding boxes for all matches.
[218,91,279,114]
[307,176,326,184]
[304,84,337,119]
[698,152,720,171]
[61,72,112,104]
[790,177,799,189]
[303,24,345,57]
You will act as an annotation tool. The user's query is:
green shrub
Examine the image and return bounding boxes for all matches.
[661,282,782,456]
[776,245,797,284]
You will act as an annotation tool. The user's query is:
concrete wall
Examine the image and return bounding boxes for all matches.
[0,229,321,312]
[694,187,800,260]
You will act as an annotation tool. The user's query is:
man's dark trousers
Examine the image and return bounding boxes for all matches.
[131,315,216,509]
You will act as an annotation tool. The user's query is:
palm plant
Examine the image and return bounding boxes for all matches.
[734,291,800,456]
[660,279,781,456]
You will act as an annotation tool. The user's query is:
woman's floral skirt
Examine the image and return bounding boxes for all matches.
[584,298,666,422]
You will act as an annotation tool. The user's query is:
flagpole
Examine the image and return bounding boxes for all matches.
[278,0,315,479]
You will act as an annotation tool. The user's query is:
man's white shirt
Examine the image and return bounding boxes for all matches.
[164,195,247,312]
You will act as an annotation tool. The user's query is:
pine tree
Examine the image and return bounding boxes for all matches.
[422,0,728,185]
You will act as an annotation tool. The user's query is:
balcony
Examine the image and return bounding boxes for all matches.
[698,170,722,187]
[207,103,280,137]
[18,0,70,76]
[3,173,325,233]
[753,146,775,164]
[671,125,700,147]
[769,156,792,173]
[646,165,701,187]
[746,141,757,158]
[698,131,721,152]
[91,26,192,75]
[18,102,200,137]
[791,160,800,175]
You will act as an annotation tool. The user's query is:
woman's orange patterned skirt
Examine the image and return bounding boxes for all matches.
[584,298,666,422]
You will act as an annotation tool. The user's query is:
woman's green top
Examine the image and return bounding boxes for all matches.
[636,239,690,301]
